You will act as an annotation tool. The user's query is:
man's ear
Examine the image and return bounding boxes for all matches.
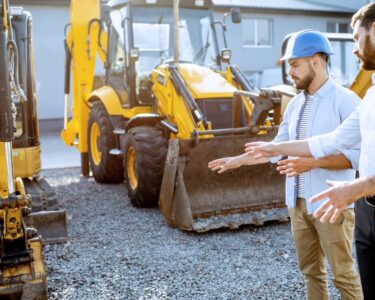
[370,21,375,36]
[311,54,320,67]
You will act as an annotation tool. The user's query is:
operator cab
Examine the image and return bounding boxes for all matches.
[105,0,221,108]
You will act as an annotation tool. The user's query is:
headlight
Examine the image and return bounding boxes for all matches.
[221,48,231,63]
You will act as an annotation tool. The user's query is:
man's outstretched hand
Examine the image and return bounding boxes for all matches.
[309,180,360,223]
[208,157,240,174]
[277,157,317,177]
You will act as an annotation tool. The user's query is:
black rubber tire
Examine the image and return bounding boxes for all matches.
[123,126,168,207]
[88,102,124,183]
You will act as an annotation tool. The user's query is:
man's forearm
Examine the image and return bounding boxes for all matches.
[274,140,312,157]
[360,176,375,197]
[315,154,352,170]
[237,153,269,166]
[345,176,375,200]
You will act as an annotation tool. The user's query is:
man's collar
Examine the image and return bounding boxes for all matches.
[303,78,333,99]
[315,78,333,98]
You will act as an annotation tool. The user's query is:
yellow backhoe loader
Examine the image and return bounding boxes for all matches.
[0,1,48,298]
[62,0,288,231]
[7,5,67,244]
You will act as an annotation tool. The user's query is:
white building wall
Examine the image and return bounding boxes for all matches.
[214,10,352,86]
[20,4,70,120]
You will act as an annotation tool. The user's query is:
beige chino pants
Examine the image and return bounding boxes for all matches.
[289,199,362,300]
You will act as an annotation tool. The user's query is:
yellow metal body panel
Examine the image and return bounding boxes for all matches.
[90,86,151,118]
[12,146,41,178]
[91,86,124,115]
[3,208,22,240]
[151,65,203,139]
[1,238,46,284]
[177,63,236,98]
[151,63,260,139]
[1,177,29,241]
[0,142,8,198]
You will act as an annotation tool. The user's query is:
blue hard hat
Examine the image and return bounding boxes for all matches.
[281,30,334,61]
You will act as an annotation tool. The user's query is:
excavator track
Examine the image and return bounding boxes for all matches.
[23,176,68,244]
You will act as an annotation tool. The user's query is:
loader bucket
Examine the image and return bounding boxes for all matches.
[159,134,288,232]
[25,210,68,244]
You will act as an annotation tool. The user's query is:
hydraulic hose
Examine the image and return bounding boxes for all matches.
[0,23,13,142]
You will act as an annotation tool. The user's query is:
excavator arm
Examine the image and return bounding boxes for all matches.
[62,0,105,164]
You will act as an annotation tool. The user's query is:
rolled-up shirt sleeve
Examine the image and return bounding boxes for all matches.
[341,148,360,170]
[308,105,362,160]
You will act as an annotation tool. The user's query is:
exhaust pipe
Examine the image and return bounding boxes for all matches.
[63,34,71,130]
[173,0,179,65]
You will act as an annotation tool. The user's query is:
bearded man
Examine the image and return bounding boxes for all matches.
[209,30,363,299]
[243,5,375,299]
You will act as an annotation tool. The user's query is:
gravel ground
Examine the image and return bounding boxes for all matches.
[42,167,346,300]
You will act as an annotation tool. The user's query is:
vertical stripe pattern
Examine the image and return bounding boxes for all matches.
[297,94,314,198]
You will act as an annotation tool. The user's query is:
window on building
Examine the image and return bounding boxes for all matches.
[327,22,351,33]
[242,19,273,47]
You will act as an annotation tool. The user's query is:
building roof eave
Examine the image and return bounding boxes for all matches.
[213,0,356,14]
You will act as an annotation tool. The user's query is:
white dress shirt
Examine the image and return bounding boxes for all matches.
[309,85,375,178]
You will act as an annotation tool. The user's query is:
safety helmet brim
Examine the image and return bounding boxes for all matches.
[280,30,334,61]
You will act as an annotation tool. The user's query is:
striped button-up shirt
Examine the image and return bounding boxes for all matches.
[296,94,314,198]
[272,79,360,214]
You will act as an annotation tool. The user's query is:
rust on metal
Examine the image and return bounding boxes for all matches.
[25,210,68,244]
[159,133,287,232]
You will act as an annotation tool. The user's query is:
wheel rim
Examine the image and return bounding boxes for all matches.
[90,122,101,166]
[127,146,138,190]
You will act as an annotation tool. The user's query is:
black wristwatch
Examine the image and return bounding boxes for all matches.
[365,195,375,206]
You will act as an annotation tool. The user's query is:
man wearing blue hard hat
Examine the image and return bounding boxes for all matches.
[209,29,362,299]
[243,3,375,299]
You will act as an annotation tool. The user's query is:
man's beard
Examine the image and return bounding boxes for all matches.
[359,35,375,70]
[292,65,316,92]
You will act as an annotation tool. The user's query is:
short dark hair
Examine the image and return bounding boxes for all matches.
[314,52,329,63]
[351,2,375,29]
